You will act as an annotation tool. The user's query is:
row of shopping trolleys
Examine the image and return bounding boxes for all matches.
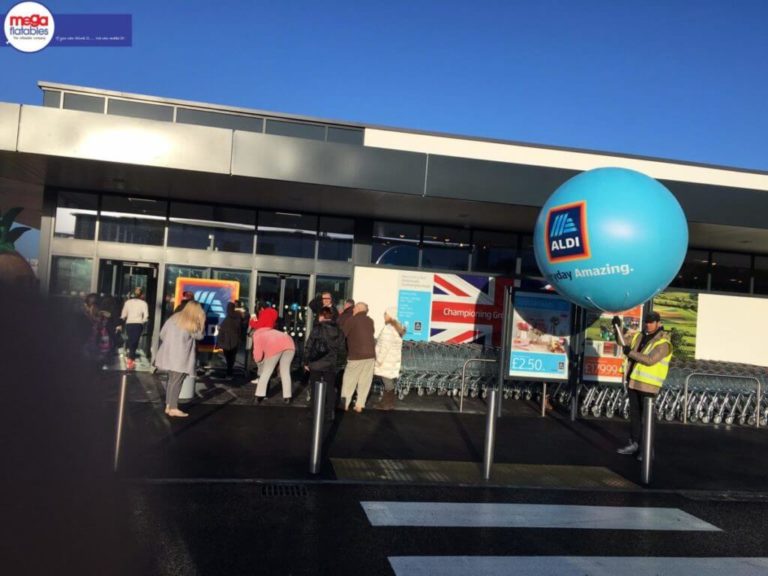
[572,373,768,427]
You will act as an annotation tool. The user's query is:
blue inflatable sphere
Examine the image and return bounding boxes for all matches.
[533,167,688,312]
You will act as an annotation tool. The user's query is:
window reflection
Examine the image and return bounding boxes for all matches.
[318,216,353,261]
[257,211,317,258]
[99,196,167,246]
[54,191,98,240]
[710,251,750,293]
[168,203,255,253]
[372,221,420,267]
[421,225,470,271]
[670,249,709,290]
[50,256,92,297]
[472,230,518,274]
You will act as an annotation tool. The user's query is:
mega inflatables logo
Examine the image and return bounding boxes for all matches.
[4,2,54,52]
[546,201,590,263]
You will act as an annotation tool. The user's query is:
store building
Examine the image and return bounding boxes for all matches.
[2,81,768,355]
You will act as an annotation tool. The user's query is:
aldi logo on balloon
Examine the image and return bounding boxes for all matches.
[546,201,591,263]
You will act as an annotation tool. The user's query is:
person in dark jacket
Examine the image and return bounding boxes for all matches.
[336,298,355,332]
[309,291,339,325]
[217,301,245,379]
[303,306,346,429]
[340,302,376,412]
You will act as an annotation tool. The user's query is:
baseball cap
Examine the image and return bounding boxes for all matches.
[645,311,661,323]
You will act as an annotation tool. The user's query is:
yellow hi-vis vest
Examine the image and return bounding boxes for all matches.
[628,332,672,389]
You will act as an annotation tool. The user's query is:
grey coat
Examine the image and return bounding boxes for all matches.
[154,315,204,375]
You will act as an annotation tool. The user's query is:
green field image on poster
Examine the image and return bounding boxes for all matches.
[652,291,699,361]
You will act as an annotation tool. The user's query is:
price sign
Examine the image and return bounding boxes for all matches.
[508,291,571,381]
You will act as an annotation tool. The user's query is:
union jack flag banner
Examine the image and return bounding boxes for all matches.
[430,273,513,346]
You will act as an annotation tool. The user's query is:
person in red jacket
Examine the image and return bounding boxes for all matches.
[251,307,296,404]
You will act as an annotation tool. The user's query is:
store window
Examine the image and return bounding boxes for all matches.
[315,275,351,306]
[107,99,174,122]
[421,225,470,271]
[472,230,518,274]
[256,211,317,258]
[753,256,768,295]
[265,119,325,141]
[99,196,167,246]
[318,216,353,261]
[327,127,364,145]
[519,235,539,276]
[50,256,92,297]
[372,221,420,267]
[63,93,104,113]
[710,251,750,293]
[168,203,255,253]
[176,108,264,133]
[43,89,61,108]
[670,249,709,290]
[54,191,98,240]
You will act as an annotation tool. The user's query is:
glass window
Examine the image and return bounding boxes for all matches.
[315,275,351,307]
[421,225,470,271]
[256,211,317,258]
[318,216,353,261]
[161,264,206,324]
[99,196,167,246]
[327,127,364,145]
[519,235,538,276]
[107,99,174,122]
[54,191,98,240]
[63,93,104,113]
[472,230,518,274]
[176,108,264,133]
[372,221,420,267]
[710,251,750,293]
[753,256,768,295]
[212,268,251,305]
[50,256,92,297]
[43,90,61,108]
[265,119,325,141]
[670,249,709,290]
[168,203,255,254]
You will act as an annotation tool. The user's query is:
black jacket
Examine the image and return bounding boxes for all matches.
[217,311,244,350]
[303,321,345,371]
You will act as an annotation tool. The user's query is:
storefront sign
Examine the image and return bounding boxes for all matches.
[174,277,239,352]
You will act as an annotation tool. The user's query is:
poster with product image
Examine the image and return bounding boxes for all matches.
[582,305,643,383]
[509,291,571,381]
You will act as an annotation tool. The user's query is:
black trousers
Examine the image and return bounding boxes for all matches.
[125,323,143,360]
[223,347,238,376]
[628,388,656,445]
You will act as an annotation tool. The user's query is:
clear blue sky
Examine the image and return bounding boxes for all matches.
[2,0,768,172]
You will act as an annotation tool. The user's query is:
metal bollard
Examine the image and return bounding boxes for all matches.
[641,395,654,485]
[309,376,327,475]
[483,386,499,480]
[113,373,129,473]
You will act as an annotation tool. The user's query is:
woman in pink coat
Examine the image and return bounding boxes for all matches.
[251,307,296,403]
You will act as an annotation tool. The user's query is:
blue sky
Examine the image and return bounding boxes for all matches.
[2,0,768,173]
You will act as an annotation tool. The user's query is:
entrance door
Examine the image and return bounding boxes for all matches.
[256,273,310,341]
[98,259,159,359]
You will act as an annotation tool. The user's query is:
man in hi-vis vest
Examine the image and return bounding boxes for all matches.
[614,311,672,459]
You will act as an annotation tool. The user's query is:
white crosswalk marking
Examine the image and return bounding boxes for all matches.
[361,501,721,531]
[388,556,768,576]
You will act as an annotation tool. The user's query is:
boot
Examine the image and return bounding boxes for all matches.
[378,390,396,411]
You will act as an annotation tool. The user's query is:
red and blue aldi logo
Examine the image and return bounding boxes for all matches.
[546,201,591,263]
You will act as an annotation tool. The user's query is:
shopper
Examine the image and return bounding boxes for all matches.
[251,307,296,403]
[303,306,346,428]
[154,301,206,418]
[374,306,405,410]
[340,302,376,412]
[118,287,149,370]
[217,301,245,379]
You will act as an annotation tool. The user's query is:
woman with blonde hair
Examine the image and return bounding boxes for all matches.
[374,307,405,410]
[154,300,206,417]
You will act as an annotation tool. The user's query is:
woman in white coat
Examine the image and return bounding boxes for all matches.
[374,307,405,410]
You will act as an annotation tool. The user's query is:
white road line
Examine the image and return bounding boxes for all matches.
[388,556,768,576]
[361,502,720,531]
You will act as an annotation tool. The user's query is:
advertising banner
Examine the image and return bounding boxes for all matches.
[509,291,571,381]
[174,277,240,352]
[652,290,699,361]
[353,266,513,345]
[582,305,643,383]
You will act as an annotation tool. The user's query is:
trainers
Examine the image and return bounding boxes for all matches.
[617,441,639,455]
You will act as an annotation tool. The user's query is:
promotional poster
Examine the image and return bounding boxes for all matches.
[174,277,239,352]
[509,291,571,381]
[582,305,643,383]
